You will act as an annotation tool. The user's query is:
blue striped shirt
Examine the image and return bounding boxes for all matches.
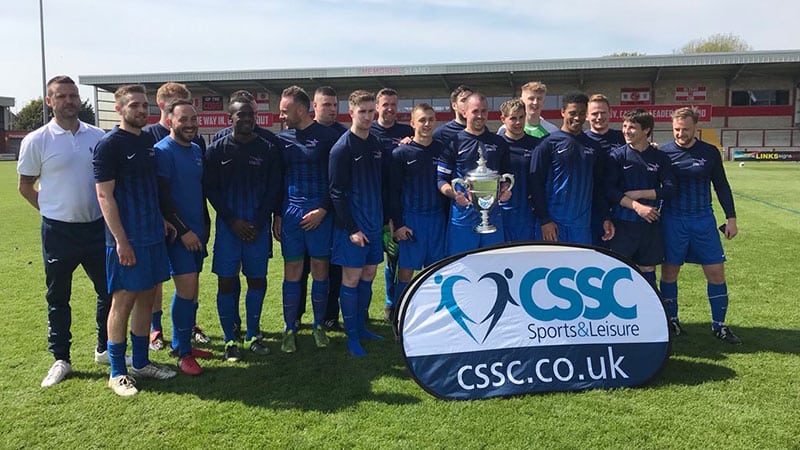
[437,129,511,227]
[329,131,384,235]
[93,126,163,246]
[389,140,447,227]
[432,120,465,148]
[277,122,340,213]
[660,139,736,218]
[203,134,283,230]
[584,129,625,157]
[500,133,541,214]
[604,144,676,223]
[371,121,414,224]
[530,130,606,227]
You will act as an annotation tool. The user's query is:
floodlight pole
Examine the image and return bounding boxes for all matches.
[39,0,47,124]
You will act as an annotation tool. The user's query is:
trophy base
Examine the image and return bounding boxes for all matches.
[474,224,497,234]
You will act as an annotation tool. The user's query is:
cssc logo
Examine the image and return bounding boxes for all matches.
[435,266,638,343]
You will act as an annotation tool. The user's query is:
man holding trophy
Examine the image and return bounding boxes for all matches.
[437,93,513,256]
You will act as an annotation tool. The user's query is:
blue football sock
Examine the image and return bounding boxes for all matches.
[193,301,199,328]
[311,279,329,329]
[660,280,679,320]
[340,285,366,356]
[151,310,163,333]
[357,279,382,340]
[171,293,194,357]
[216,291,238,343]
[708,282,729,331]
[107,340,127,378]
[282,281,301,332]
[245,287,266,340]
[231,277,242,332]
[130,332,150,370]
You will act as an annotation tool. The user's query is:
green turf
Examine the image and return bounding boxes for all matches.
[0,160,798,449]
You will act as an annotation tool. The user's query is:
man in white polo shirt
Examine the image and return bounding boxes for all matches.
[17,75,112,387]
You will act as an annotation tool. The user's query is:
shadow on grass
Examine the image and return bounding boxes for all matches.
[649,358,736,387]
[143,319,421,412]
[669,323,800,360]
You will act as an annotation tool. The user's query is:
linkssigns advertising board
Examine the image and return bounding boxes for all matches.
[398,243,670,400]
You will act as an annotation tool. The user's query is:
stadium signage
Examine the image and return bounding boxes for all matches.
[609,104,712,122]
[398,243,670,400]
[732,147,800,161]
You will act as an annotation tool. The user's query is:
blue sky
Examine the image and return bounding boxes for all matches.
[2,0,799,111]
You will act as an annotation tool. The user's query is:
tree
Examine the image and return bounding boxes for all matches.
[14,98,47,131]
[14,97,95,130]
[678,33,753,54]
[79,98,95,125]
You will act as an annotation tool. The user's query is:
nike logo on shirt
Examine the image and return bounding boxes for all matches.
[557,148,568,154]
[126,154,136,160]
[407,160,417,165]
[221,159,233,165]
[354,155,363,162]
[623,164,633,170]
[47,258,59,263]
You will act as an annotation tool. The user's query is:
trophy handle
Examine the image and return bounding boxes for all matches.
[500,173,515,192]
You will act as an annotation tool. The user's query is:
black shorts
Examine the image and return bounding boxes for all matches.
[608,219,664,267]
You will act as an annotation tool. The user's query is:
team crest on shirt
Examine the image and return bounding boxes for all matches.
[305,139,318,148]
[646,163,660,172]
[248,156,263,166]
[692,158,706,167]
[373,150,382,159]
[583,147,595,155]
[148,147,156,157]
[483,144,498,153]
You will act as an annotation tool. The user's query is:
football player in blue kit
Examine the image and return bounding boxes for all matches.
[498,98,541,242]
[154,99,214,376]
[312,86,348,332]
[369,88,414,323]
[204,95,284,362]
[387,103,447,319]
[94,85,176,396]
[432,84,472,147]
[329,90,385,356]
[274,86,340,353]
[585,94,626,246]
[437,92,512,255]
[143,82,211,351]
[659,108,741,344]
[530,92,615,245]
[604,109,675,288]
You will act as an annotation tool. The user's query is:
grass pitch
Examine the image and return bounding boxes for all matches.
[0,161,797,449]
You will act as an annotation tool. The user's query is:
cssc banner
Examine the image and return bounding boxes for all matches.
[398,242,670,400]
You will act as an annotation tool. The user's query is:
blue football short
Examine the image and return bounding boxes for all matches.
[608,219,664,266]
[446,219,505,256]
[280,204,333,261]
[166,238,206,276]
[332,227,383,268]
[106,242,170,293]
[502,208,536,242]
[212,220,271,278]
[662,211,726,266]
[398,212,446,270]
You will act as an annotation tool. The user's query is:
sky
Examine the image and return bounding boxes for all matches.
[2,0,800,112]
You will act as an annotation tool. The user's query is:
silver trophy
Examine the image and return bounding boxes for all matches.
[451,146,515,234]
